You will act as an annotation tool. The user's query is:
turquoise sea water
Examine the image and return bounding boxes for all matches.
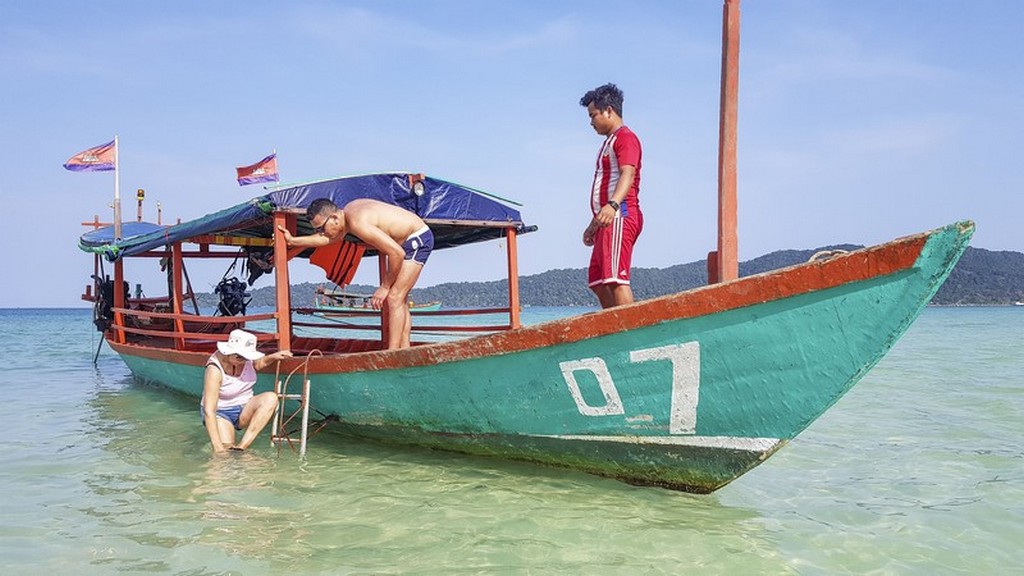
[1,307,1020,575]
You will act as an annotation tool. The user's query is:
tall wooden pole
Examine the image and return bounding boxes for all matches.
[715,0,741,282]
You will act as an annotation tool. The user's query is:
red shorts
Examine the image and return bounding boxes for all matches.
[588,212,643,286]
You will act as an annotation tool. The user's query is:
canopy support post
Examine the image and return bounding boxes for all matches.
[172,241,185,350]
[113,259,126,344]
[273,212,294,351]
[377,254,390,347]
[506,227,521,329]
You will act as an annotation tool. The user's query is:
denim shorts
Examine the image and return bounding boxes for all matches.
[200,404,244,430]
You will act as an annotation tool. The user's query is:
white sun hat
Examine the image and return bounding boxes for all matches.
[217,329,265,360]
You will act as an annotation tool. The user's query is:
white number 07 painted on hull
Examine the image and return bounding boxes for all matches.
[558,342,701,435]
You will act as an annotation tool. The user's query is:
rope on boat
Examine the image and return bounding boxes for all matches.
[809,249,849,262]
[304,314,365,328]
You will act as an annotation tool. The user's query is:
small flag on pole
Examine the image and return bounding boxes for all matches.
[236,153,279,186]
[64,139,117,172]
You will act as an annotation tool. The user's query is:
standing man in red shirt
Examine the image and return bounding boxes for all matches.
[580,83,644,308]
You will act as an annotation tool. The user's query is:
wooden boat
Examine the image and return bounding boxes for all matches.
[79,169,973,492]
[314,286,442,314]
[76,3,973,492]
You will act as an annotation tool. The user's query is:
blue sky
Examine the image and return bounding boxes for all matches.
[3,1,1022,307]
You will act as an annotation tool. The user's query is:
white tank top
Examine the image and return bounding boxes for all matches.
[201,354,257,409]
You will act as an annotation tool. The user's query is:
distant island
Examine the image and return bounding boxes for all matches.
[197,245,1024,309]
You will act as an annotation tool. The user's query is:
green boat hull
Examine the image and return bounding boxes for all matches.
[113,222,973,493]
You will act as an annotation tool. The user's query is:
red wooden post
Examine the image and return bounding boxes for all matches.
[506,227,521,329]
[273,212,294,351]
[378,253,390,346]
[707,250,719,285]
[715,0,741,283]
[172,242,185,350]
[113,260,126,344]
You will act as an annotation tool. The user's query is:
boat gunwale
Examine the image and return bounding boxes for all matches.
[107,225,953,374]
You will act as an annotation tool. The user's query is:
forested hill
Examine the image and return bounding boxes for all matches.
[216,245,1024,308]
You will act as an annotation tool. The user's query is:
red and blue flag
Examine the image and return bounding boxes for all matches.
[63,140,116,172]
[236,153,279,186]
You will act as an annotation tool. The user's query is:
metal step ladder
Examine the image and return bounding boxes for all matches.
[270,350,325,457]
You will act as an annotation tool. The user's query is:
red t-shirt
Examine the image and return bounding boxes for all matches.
[590,125,642,218]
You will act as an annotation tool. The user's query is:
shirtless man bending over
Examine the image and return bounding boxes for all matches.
[278,198,433,350]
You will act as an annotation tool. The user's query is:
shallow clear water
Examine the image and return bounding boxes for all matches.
[1,307,1020,574]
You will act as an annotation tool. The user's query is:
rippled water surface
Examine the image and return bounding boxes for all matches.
[1,307,1020,574]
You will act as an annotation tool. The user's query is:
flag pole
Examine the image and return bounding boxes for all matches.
[113,134,122,240]
[273,148,279,186]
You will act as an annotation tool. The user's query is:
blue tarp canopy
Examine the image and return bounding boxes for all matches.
[80,173,534,261]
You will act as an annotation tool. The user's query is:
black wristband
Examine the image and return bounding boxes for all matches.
[607,200,620,211]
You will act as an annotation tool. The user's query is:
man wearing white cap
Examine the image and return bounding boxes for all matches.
[201,329,292,454]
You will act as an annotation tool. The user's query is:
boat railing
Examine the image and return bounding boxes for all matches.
[108,306,278,348]
[107,303,516,349]
[291,306,518,337]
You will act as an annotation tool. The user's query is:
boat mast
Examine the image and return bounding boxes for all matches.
[712,0,740,283]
